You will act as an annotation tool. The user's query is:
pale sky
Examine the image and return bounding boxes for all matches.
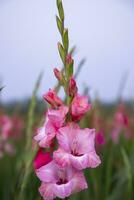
[0,0,134,102]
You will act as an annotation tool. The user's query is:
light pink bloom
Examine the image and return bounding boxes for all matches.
[71,94,91,121]
[43,89,63,108]
[54,125,101,170]
[36,161,88,200]
[34,106,68,148]
[34,148,52,170]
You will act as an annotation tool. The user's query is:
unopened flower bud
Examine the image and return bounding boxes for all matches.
[68,77,78,97]
[66,54,73,65]
[54,68,62,81]
[66,54,74,78]
[43,89,63,108]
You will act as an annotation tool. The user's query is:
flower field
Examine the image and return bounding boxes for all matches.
[0,97,134,200]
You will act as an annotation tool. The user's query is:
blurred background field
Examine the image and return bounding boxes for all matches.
[0,94,134,200]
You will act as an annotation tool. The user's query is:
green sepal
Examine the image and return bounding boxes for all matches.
[63,29,69,52]
[57,0,64,21]
[58,42,65,64]
[66,60,74,79]
[56,15,63,35]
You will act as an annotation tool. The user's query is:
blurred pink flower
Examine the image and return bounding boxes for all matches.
[36,161,88,200]
[0,139,15,158]
[111,104,131,143]
[71,94,91,121]
[43,89,63,108]
[34,106,68,148]
[0,115,12,139]
[54,124,101,170]
[96,131,106,146]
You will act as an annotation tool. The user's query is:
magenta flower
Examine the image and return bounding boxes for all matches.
[36,161,88,200]
[34,106,68,147]
[43,89,63,108]
[71,94,91,121]
[54,124,101,170]
[34,148,52,170]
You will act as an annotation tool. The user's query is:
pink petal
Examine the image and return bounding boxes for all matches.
[74,128,96,154]
[48,106,68,128]
[36,161,58,183]
[88,151,101,168]
[34,148,52,170]
[39,182,56,200]
[34,120,57,148]
[71,171,88,193]
[54,181,73,199]
[34,125,46,142]
[57,126,96,154]
[53,148,70,167]
[70,154,89,170]
[54,170,88,199]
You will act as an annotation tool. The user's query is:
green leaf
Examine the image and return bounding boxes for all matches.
[56,0,61,7]
[56,15,63,35]
[57,0,64,21]
[121,148,132,181]
[63,28,69,52]
[58,42,65,64]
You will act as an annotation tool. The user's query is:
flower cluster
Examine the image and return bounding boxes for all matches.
[34,0,101,199]
[34,75,101,199]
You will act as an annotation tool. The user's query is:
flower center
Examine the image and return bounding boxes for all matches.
[56,178,68,185]
[71,139,83,157]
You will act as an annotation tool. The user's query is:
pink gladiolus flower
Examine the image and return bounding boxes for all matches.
[71,94,91,121]
[34,148,52,170]
[34,106,68,147]
[54,125,101,170]
[43,89,63,108]
[36,161,88,200]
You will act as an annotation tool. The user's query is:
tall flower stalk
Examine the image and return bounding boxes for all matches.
[34,0,101,199]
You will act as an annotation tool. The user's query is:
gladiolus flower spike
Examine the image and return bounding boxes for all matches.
[34,0,101,199]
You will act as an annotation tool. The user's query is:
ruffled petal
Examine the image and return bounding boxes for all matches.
[88,151,101,168]
[36,161,58,183]
[70,154,89,170]
[53,148,70,167]
[39,182,56,200]
[54,181,73,199]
